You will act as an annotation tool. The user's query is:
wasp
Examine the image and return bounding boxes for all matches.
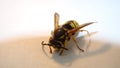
[41,12,95,55]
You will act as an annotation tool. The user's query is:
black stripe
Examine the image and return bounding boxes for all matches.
[72,21,77,28]
[62,21,73,30]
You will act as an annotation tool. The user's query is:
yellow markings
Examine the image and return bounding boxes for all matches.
[63,27,68,31]
[70,21,76,28]
[60,35,64,39]
[73,20,79,28]
[69,20,79,29]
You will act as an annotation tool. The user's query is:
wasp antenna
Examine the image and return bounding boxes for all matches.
[41,41,47,45]
[41,41,51,46]
[41,41,44,45]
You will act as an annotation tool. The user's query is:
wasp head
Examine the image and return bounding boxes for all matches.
[41,37,68,53]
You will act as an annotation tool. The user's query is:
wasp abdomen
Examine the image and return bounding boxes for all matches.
[62,20,79,30]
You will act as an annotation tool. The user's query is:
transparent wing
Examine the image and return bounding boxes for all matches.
[54,12,59,30]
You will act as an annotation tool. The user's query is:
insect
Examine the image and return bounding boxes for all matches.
[41,12,95,55]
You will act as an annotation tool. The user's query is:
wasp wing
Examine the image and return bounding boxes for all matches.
[54,12,59,30]
[67,22,95,34]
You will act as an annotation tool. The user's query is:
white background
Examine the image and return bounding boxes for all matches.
[0,0,120,68]
[0,0,120,42]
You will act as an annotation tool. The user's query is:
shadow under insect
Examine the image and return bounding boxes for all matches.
[51,32,87,65]
[51,31,111,66]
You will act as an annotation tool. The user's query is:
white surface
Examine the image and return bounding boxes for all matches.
[0,36,120,68]
[0,0,120,68]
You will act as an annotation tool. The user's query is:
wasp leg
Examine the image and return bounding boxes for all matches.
[71,36,84,52]
[79,30,90,37]
[59,49,64,55]
[59,40,67,55]
[67,28,84,52]
[79,30,91,52]
[41,41,53,54]
[49,46,52,54]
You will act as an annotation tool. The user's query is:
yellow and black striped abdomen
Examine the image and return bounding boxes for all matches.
[62,20,79,31]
